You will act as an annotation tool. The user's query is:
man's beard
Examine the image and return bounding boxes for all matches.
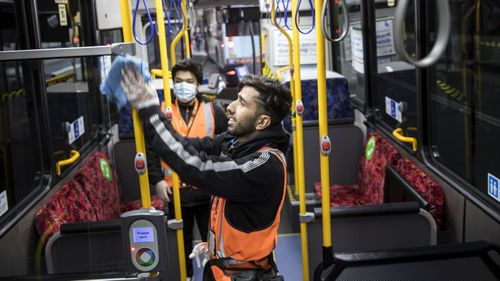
[228,114,257,137]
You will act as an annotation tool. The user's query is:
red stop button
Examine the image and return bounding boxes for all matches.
[135,159,145,170]
[322,142,331,151]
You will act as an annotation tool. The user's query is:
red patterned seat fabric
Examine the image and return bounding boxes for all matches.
[394,158,445,227]
[35,180,98,244]
[120,195,165,213]
[74,151,121,221]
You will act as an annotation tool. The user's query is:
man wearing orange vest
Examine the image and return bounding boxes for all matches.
[122,68,290,280]
[146,59,227,279]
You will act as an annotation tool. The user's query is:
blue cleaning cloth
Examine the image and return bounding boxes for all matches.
[100,54,151,109]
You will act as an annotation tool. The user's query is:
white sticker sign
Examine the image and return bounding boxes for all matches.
[271,28,316,66]
[0,190,8,217]
[376,19,396,56]
[488,173,500,202]
[58,4,68,26]
[385,96,402,123]
[350,26,364,73]
[68,116,85,144]
[350,18,395,73]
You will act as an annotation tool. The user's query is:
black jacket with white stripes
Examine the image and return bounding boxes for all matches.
[140,105,290,232]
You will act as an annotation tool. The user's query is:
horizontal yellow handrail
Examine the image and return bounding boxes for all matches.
[151,68,172,80]
[56,150,80,175]
[392,128,417,152]
[46,71,76,86]
[276,66,291,81]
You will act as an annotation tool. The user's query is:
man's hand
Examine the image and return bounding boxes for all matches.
[155,180,172,202]
[121,65,159,109]
[189,242,210,268]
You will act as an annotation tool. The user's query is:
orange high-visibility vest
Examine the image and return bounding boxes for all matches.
[208,147,287,280]
[160,99,215,185]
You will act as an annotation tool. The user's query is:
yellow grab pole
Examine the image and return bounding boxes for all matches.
[119,0,151,209]
[170,0,188,65]
[184,31,191,58]
[271,0,299,196]
[183,0,191,58]
[315,0,333,266]
[291,0,308,279]
[155,0,187,280]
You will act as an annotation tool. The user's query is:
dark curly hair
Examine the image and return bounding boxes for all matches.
[238,74,292,125]
[171,59,203,84]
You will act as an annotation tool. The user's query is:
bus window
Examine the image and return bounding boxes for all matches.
[373,1,417,151]
[0,3,45,223]
[44,58,102,170]
[427,0,500,206]
[331,2,367,109]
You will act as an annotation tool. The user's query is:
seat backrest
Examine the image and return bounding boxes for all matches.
[73,151,120,221]
[284,76,354,121]
[45,225,124,274]
[35,179,98,245]
[356,132,401,204]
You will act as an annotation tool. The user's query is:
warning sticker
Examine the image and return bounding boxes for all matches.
[365,136,376,161]
[100,158,113,182]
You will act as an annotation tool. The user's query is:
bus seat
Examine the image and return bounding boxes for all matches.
[314,131,445,226]
[36,149,167,275]
[35,179,98,245]
[314,132,400,207]
[307,202,437,281]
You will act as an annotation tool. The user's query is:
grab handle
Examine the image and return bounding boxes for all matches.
[321,0,350,42]
[392,128,417,152]
[56,150,80,175]
[394,0,450,67]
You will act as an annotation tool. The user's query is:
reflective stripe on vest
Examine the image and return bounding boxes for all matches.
[209,147,287,262]
[160,100,215,184]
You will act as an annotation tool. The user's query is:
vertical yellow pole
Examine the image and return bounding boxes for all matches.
[183,0,191,58]
[291,0,308,280]
[155,0,187,280]
[315,0,332,252]
[119,0,151,209]
[170,0,188,65]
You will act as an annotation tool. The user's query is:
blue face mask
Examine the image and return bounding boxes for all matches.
[173,82,197,103]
